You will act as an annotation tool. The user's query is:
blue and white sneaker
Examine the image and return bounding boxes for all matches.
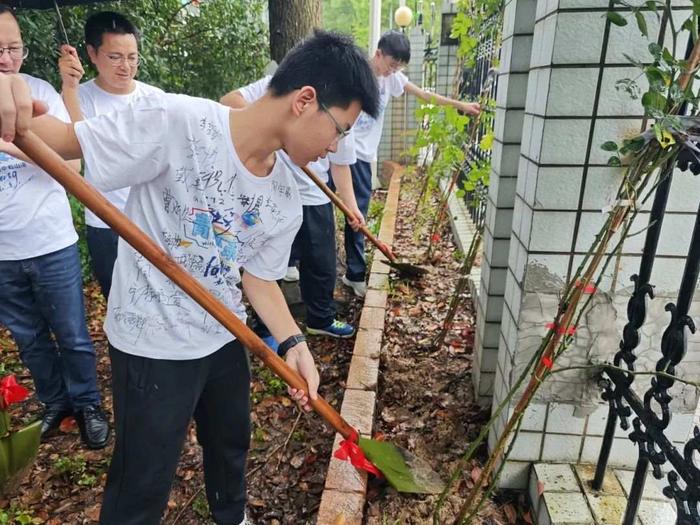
[262,334,280,353]
[307,320,356,338]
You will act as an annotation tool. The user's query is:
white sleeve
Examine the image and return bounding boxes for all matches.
[74,94,170,191]
[29,77,70,123]
[328,128,357,166]
[389,71,409,98]
[242,215,302,281]
[238,75,272,104]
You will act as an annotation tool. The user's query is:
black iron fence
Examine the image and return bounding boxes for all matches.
[594,163,700,524]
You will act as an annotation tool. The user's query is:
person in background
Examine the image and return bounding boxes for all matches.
[342,30,481,297]
[0,3,109,450]
[58,11,163,299]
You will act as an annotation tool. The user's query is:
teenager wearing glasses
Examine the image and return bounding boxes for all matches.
[0,29,379,524]
[58,11,163,299]
[0,4,109,450]
[221,74,365,342]
[342,30,482,297]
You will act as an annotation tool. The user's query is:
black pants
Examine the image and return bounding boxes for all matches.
[295,202,337,328]
[252,201,337,335]
[345,160,372,281]
[100,341,251,525]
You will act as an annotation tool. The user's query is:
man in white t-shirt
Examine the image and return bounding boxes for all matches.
[0,29,379,524]
[0,4,109,450]
[221,76,364,341]
[58,11,163,299]
[342,30,481,297]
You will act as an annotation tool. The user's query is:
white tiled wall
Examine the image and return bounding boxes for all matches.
[478,1,699,490]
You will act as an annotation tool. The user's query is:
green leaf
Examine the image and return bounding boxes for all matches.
[645,66,665,85]
[607,156,622,167]
[642,90,667,112]
[634,11,648,36]
[607,11,628,26]
[648,43,663,60]
[601,141,619,151]
[646,0,658,11]
[479,133,494,151]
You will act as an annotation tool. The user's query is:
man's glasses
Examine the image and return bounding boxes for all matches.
[319,102,350,141]
[102,51,139,67]
[0,46,28,60]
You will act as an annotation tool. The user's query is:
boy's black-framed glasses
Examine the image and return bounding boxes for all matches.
[319,102,351,141]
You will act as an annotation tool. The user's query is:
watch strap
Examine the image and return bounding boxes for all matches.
[277,333,306,357]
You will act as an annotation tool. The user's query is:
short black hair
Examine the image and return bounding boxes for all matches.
[85,11,140,50]
[378,30,411,64]
[0,4,18,21]
[269,29,379,119]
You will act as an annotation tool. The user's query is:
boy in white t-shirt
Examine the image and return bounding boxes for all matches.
[0,4,109,450]
[343,30,481,297]
[0,29,379,524]
[221,76,364,341]
[58,11,163,299]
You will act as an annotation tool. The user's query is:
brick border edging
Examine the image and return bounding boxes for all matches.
[316,163,403,525]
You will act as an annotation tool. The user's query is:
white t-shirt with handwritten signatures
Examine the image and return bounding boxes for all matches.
[78,79,164,229]
[238,75,357,206]
[74,93,302,360]
[0,74,77,260]
[353,71,409,162]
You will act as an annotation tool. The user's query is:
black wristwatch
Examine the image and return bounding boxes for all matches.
[278,334,306,357]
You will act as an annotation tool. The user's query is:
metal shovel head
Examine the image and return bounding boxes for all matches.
[358,436,445,494]
[381,259,428,279]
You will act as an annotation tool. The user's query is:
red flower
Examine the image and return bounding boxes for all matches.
[0,375,29,408]
[541,356,553,370]
[431,233,441,243]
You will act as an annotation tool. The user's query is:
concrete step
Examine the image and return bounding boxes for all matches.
[529,462,677,525]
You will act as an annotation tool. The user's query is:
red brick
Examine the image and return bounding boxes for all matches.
[367,272,389,291]
[358,306,385,331]
[369,257,391,275]
[339,389,375,434]
[317,489,365,525]
[353,329,383,359]
[363,289,388,309]
[346,355,379,391]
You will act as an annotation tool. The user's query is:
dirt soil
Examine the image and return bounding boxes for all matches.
[362,173,530,525]
[0,172,530,524]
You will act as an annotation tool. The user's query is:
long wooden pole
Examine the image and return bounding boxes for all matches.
[299,164,399,263]
[13,130,356,440]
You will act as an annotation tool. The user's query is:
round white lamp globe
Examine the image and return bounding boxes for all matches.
[394,5,413,28]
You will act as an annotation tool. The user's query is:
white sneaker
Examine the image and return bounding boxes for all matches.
[283,266,300,282]
[342,276,367,297]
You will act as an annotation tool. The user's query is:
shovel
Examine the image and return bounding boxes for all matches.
[298,164,427,279]
[12,130,443,495]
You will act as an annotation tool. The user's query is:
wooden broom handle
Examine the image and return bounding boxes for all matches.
[13,130,356,440]
[299,165,398,263]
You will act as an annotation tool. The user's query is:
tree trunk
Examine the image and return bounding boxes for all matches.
[268,0,322,63]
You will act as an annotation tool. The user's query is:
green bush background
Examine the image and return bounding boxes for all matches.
[14,0,268,279]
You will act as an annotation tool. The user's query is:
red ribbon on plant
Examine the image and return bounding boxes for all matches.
[574,279,597,294]
[545,322,576,336]
[0,375,29,407]
[334,430,383,478]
